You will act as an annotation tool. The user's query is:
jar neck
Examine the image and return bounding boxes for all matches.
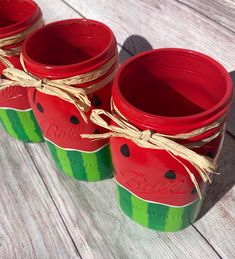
[22,41,117,79]
[112,89,232,135]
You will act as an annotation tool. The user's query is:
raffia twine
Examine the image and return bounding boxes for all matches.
[81,107,226,198]
[0,51,119,122]
[0,18,119,121]
[0,18,44,68]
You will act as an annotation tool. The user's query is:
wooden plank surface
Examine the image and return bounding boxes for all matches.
[0,129,80,259]
[0,0,234,258]
[177,0,235,32]
[194,133,235,258]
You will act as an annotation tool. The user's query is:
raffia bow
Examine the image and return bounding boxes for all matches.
[81,108,225,198]
[0,53,119,122]
[0,19,44,68]
[0,17,119,122]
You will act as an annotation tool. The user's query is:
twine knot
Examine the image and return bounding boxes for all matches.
[139,129,152,142]
[81,108,225,199]
[36,79,43,89]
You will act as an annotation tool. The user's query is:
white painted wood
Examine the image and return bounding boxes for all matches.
[38,0,79,23]
[177,0,235,32]
[26,142,221,259]
[0,129,80,259]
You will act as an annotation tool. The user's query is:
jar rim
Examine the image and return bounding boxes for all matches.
[0,0,41,38]
[113,48,233,133]
[22,19,117,78]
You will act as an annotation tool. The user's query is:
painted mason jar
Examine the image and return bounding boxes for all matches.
[109,49,233,231]
[0,0,43,142]
[23,19,118,181]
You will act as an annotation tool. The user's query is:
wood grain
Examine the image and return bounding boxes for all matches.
[0,129,80,259]
[177,0,235,32]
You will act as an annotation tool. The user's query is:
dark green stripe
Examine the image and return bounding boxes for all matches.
[188,199,202,225]
[0,109,18,138]
[17,110,41,142]
[6,109,29,141]
[177,200,201,230]
[96,145,113,180]
[180,205,191,230]
[67,149,87,181]
[55,146,74,177]
[46,141,64,172]
[29,109,43,141]
[117,184,133,218]
[148,202,170,231]
[0,112,6,130]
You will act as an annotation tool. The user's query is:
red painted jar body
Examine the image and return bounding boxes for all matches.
[111,48,233,231]
[23,19,117,181]
[0,0,43,142]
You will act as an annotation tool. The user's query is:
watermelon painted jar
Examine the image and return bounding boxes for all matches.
[110,49,233,231]
[22,19,118,181]
[0,0,43,142]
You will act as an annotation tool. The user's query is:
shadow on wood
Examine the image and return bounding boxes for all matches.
[198,70,235,219]
[119,35,153,64]
[227,70,235,136]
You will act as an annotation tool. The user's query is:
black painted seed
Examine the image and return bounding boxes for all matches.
[207,152,214,159]
[120,144,130,157]
[91,95,101,107]
[164,170,176,180]
[93,129,100,134]
[37,103,44,113]
[70,115,79,124]
[1,74,6,79]
[191,187,197,195]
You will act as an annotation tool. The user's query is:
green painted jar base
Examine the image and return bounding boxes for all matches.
[117,184,202,232]
[47,140,113,181]
[0,108,43,143]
